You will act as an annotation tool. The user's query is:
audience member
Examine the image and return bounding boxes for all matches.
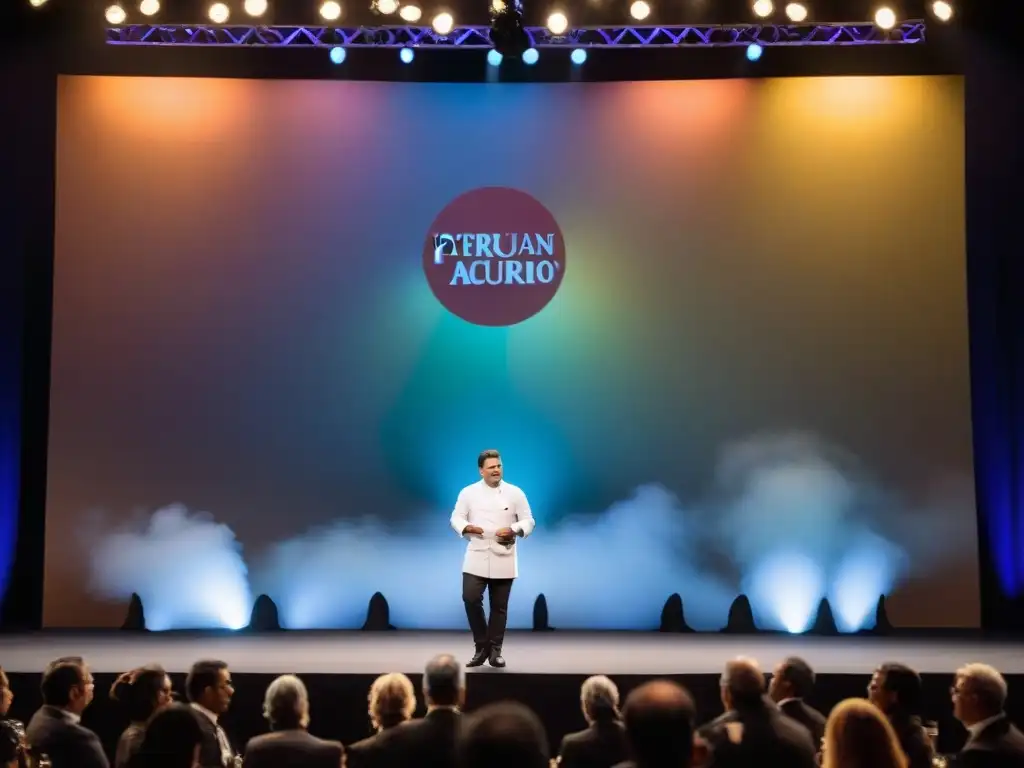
[25,657,107,768]
[130,703,204,768]
[769,657,827,746]
[458,701,549,768]
[951,663,1024,768]
[558,675,629,768]
[868,663,934,768]
[346,672,418,767]
[242,674,343,768]
[0,668,14,720]
[110,665,174,768]
[821,698,907,768]
[617,679,696,768]
[0,720,24,768]
[699,657,817,768]
[186,660,236,768]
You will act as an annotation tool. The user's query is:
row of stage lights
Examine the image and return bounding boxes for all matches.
[28,0,955,30]
[324,43,585,65]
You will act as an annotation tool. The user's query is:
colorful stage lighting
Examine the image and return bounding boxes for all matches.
[931,0,952,20]
[784,2,807,21]
[329,46,346,64]
[208,2,229,23]
[752,0,773,18]
[629,1,650,20]
[399,47,414,63]
[139,0,160,15]
[522,47,539,64]
[487,49,503,66]
[320,1,342,21]
[874,6,896,28]
[29,0,49,7]
[547,12,568,35]
[105,4,127,23]
[376,0,398,13]
[746,43,763,61]
[398,4,421,20]
[432,12,454,34]
[570,48,586,65]
[243,0,268,16]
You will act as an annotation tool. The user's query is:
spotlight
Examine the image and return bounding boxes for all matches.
[28,0,49,7]
[320,1,342,20]
[752,0,773,17]
[546,11,568,34]
[105,4,127,23]
[874,6,896,28]
[139,0,159,15]
[490,0,529,56]
[432,11,454,34]
[570,48,586,65]
[398,4,421,20]
[208,2,229,22]
[399,47,414,63]
[522,47,539,65]
[243,0,267,16]
[376,0,398,13]
[931,0,952,20]
[491,0,505,10]
[329,46,346,64]
[784,2,806,21]
[746,42,763,60]
[629,0,650,20]
[487,49,503,66]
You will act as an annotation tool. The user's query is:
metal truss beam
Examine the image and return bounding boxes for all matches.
[105,22,926,48]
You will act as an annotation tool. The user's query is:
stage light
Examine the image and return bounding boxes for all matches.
[784,2,807,21]
[547,11,568,34]
[320,1,342,20]
[490,0,529,57]
[139,0,159,15]
[746,42,763,61]
[522,47,539,64]
[105,4,127,23]
[243,0,267,16]
[432,11,454,34]
[931,0,952,20]
[28,0,49,7]
[874,6,896,28]
[376,0,398,13]
[208,2,229,23]
[487,49,503,66]
[399,4,421,20]
[492,0,505,11]
[629,0,650,20]
[570,47,586,65]
[752,0,773,17]
[399,46,414,63]
[329,46,346,63]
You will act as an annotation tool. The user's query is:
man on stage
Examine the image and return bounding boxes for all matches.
[451,449,535,669]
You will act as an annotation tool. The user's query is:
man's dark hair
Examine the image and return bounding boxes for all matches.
[878,663,923,715]
[44,656,84,675]
[778,657,816,699]
[722,658,765,710]
[136,704,204,768]
[111,665,169,723]
[40,661,86,707]
[424,654,462,707]
[186,660,228,704]
[458,701,548,768]
[478,450,500,469]
[622,680,696,768]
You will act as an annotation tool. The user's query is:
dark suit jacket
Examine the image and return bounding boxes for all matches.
[558,720,629,768]
[25,706,109,768]
[242,728,343,768]
[698,700,818,768]
[192,706,235,768]
[955,715,1024,768]
[889,714,935,768]
[779,699,827,747]
[348,710,461,768]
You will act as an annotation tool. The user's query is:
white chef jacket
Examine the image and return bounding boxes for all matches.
[450,479,535,579]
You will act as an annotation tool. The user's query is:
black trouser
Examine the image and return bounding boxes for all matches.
[462,572,514,652]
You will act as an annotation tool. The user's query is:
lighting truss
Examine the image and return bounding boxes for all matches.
[105,22,926,48]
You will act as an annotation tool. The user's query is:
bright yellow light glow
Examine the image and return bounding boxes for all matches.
[399,4,421,20]
[320,1,342,20]
[784,2,807,21]
[139,0,160,15]
[243,0,268,16]
[547,11,568,34]
[931,0,952,21]
[105,4,127,23]
[492,0,505,11]
[752,0,773,18]
[432,11,454,33]
[629,0,650,20]
[29,0,49,7]
[377,0,398,13]
[208,2,229,23]
[874,6,896,28]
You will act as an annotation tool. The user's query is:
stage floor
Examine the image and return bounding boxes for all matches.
[2,631,1021,676]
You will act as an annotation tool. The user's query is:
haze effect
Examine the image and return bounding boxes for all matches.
[83,433,974,631]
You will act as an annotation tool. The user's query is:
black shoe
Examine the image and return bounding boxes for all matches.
[488,649,506,668]
[467,647,489,667]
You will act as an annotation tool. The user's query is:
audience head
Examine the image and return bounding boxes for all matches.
[822,698,908,768]
[135,703,204,768]
[458,701,549,768]
[953,663,1008,725]
[111,665,173,723]
[424,654,464,709]
[580,675,620,724]
[0,667,12,717]
[368,673,416,731]
[721,657,766,712]
[263,674,310,730]
[0,720,23,768]
[186,660,233,715]
[41,657,95,715]
[769,657,815,703]
[622,679,697,768]
[869,663,922,717]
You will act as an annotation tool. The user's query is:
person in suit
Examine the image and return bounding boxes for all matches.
[699,657,818,768]
[450,449,536,668]
[768,657,827,746]
[457,701,548,768]
[868,663,934,768]
[951,663,1024,768]
[614,680,697,768]
[25,657,108,768]
[0,720,25,768]
[820,698,907,768]
[185,660,236,768]
[242,675,342,768]
[346,673,417,768]
[558,675,629,768]
[129,704,204,768]
[111,665,174,768]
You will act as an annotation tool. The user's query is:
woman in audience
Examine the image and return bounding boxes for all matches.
[822,698,908,768]
[368,672,416,732]
[130,703,204,768]
[111,665,175,768]
[0,720,25,768]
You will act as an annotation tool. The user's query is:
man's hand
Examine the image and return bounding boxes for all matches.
[462,525,484,536]
[496,527,516,543]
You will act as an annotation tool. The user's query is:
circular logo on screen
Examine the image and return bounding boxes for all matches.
[423,187,566,327]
